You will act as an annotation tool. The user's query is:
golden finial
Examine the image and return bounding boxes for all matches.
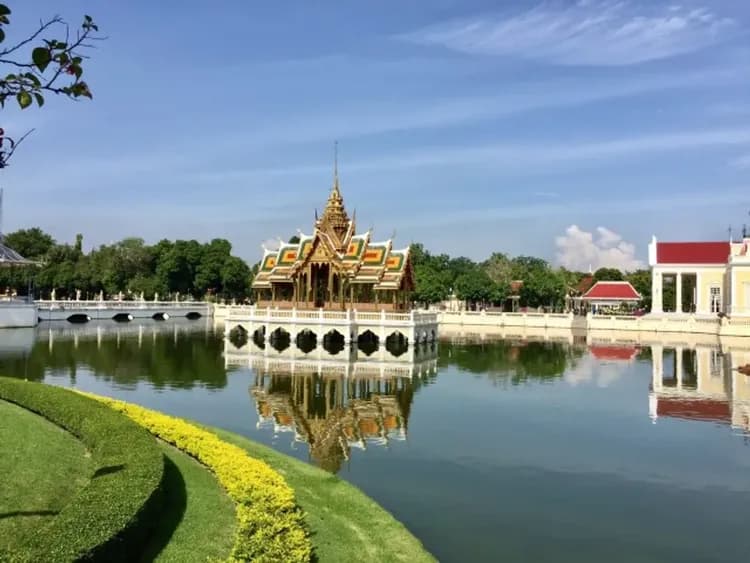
[332,140,340,195]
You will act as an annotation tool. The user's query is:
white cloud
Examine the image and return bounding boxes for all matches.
[404,1,734,66]
[555,225,644,272]
[565,354,628,388]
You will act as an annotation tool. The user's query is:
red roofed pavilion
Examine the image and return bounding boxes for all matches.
[580,282,641,313]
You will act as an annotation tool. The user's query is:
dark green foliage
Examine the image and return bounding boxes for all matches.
[593,267,624,281]
[411,243,570,309]
[0,228,252,300]
[0,378,164,563]
[2,228,54,259]
[627,269,652,308]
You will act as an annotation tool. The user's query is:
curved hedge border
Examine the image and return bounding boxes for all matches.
[0,378,164,563]
[83,392,313,563]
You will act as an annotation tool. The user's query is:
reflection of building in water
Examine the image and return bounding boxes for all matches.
[649,344,750,433]
[246,345,438,473]
[589,345,637,362]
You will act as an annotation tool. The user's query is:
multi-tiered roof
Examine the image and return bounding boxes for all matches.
[252,172,413,291]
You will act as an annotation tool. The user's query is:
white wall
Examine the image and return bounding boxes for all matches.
[0,303,38,328]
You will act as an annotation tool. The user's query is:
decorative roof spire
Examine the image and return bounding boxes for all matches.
[319,141,350,249]
[333,140,339,195]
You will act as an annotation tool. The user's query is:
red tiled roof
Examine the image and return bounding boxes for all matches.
[582,281,640,300]
[590,346,637,361]
[656,242,729,265]
[576,274,595,294]
[656,398,731,423]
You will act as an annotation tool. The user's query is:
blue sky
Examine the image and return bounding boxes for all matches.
[2,0,749,269]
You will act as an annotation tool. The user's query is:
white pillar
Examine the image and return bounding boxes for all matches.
[651,270,663,313]
[675,347,683,390]
[676,273,683,313]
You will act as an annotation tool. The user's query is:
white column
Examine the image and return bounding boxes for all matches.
[676,273,683,313]
[651,270,663,313]
[675,347,684,390]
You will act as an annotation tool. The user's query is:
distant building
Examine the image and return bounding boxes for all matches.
[579,281,641,313]
[648,236,750,316]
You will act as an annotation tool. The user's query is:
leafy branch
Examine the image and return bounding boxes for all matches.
[0,3,103,168]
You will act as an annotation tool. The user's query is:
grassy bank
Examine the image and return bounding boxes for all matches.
[213,428,436,563]
[1,379,433,562]
[144,443,235,563]
[0,400,93,554]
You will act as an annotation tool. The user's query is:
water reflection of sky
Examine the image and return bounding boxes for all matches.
[2,321,750,562]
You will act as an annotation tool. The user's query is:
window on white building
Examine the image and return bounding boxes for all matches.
[710,349,722,377]
[710,286,721,313]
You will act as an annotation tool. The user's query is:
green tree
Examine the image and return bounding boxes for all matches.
[626,269,652,308]
[0,4,101,168]
[221,256,251,299]
[2,227,54,258]
[455,268,493,309]
[593,267,624,281]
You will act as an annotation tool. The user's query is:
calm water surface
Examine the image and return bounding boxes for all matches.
[1,319,750,563]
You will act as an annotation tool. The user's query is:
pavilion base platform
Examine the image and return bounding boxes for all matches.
[224,306,439,349]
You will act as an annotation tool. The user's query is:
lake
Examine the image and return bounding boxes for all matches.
[1,319,749,563]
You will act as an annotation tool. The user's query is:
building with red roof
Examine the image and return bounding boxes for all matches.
[648,236,750,317]
[580,281,641,313]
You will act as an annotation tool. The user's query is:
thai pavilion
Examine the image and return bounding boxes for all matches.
[251,172,414,311]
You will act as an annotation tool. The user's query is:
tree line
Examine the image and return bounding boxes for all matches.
[0,228,251,300]
[410,243,652,310]
[1,228,652,307]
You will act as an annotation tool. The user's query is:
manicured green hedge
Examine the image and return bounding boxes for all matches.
[0,378,164,563]
[86,393,313,563]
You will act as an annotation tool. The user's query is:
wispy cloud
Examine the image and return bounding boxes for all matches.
[398,186,750,228]
[185,126,750,184]
[555,225,644,271]
[403,1,735,66]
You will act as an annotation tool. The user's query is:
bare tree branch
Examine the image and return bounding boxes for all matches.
[0,128,35,168]
[0,16,62,57]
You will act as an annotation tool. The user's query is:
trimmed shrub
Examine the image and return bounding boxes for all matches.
[0,378,164,563]
[84,393,313,563]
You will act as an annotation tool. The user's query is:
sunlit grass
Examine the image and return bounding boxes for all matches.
[0,399,93,555]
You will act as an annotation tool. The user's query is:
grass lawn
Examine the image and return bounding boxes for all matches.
[213,428,435,563]
[0,399,93,555]
[142,442,236,563]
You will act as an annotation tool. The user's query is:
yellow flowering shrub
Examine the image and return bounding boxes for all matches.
[81,393,312,563]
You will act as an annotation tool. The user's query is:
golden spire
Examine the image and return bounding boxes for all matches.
[319,140,350,249]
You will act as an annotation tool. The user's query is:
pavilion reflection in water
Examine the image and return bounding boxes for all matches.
[649,344,750,432]
[225,335,438,473]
